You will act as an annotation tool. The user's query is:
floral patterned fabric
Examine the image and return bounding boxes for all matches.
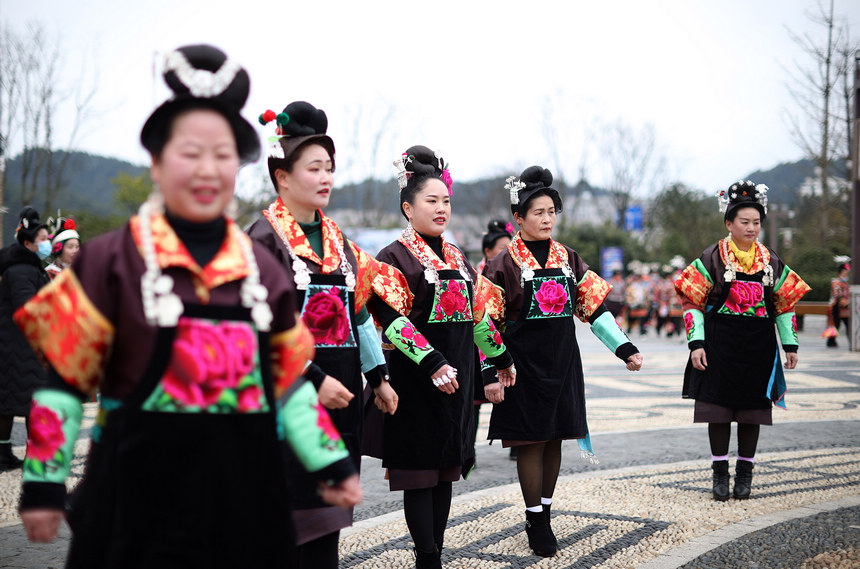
[14,270,114,396]
[717,281,768,317]
[430,279,473,323]
[141,317,270,413]
[383,316,433,365]
[23,389,83,485]
[271,323,315,399]
[674,259,714,310]
[300,284,356,348]
[528,276,573,319]
[574,270,612,322]
[773,267,812,315]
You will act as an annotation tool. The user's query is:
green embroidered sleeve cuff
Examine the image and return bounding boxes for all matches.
[684,309,705,344]
[358,315,386,373]
[776,311,799,348]
[22,388,83,487]
[473,312,507,360]
[384,316,436,366]
[280,381,349,473]
[590,310,631,354]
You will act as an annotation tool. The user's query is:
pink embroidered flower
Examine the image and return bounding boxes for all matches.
[438,282,468,317]
[413,333,428,349]
[755,306,767,317]
[535,280,568,314]
[684,312,694,333]
[237,385,263,412]
[222,322,257,382]
[448,280,462,294]
[724,281,763,315]
[441,169,453,196]
[401,323,415,339]
[478,349,487,362]
[314,399,341,442]
[27,403,65,462]
[493,329,502,345]
[303,286,351,346]
[792,314,797,333]
[434,305,445,321]
[505,223,514,235]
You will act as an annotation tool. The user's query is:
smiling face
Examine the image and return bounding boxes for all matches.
[725,206,761,250]
[150,109,239,224]
[59,239,80,264]
[275,143,334,223]
[402,178,451,238]
[514,194,556,241]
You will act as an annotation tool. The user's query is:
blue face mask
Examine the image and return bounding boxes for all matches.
[37,240,52,260]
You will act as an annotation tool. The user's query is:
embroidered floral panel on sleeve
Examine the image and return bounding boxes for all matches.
[473,274,505,323]
[674,259,714,309]
[270,319,315,399]
[574,270,612,323]
[23,389,83,485]
[13,270,114,396]
[772,266,812,315]
[350,243,413,316]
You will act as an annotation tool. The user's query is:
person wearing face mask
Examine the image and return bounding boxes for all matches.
[367,146,516,568]
[483,166,643,557]
[0,207,51,471]
[824,259,851,348]
[675,180,811,503]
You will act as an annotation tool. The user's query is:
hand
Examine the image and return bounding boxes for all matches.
[484,382,505,404]
[496,364,517,387]
[20,509,63,543]
[317,376,354,409]
[319,473,362,508]
[373,381,399,415]
[626,353,643,371]
[430,365,459,394]
[784,352,798,369]
[691,348,708,371]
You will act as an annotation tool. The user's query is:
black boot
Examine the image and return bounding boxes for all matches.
[525,510,557,557]
[711,460,730,501]
[733,460,754,500]
[414,546,441,569]
[0,443,23,471]
[542,503,558,547]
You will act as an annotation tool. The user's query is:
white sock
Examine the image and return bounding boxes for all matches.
[540,497,552,506]
[526,505,543,513]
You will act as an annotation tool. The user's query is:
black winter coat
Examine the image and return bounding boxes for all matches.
[0,243,50,415]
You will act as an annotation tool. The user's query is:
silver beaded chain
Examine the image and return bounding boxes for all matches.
[138,192,273,331]
[265,203,355,292]
[721,236,773,286]
[509,236,575,287]
[401,223,469,284]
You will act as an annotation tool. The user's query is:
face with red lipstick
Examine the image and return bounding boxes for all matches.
[402,178,451,238]
[725,206,761,251]
[275,144,334,223]
[150,109,239,223]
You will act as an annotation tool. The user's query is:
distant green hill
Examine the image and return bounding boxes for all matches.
[2,150,147,241]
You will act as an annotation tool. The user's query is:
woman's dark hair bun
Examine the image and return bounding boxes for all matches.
[520,165,553,189]
[18,206,41,224]
[487,219,507,234]
[281,101,328,137]
[403,145,442,177]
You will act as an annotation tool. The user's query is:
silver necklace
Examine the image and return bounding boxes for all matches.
[401,223,469,284]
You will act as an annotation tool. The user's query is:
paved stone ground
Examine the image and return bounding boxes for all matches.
[1,315,858,568]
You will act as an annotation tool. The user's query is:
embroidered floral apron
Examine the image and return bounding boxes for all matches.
[488,267,588,442]
[384,269,476,473]
[288,268,361,515]
[66,304,292,569]
[683,270,781,410]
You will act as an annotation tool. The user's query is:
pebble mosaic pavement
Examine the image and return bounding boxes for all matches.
[1,314,858,568]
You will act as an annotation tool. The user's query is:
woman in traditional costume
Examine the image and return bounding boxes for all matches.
[824,259,850,348]
[483,166,643,557]
[249,101,407,569]
[675,180,810,501]
[45,217,81,280]
[368,146,516,569]
[15,45,360,568]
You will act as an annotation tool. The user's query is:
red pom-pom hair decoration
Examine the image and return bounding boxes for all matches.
[258,109,277,126]
[64,219,76,231]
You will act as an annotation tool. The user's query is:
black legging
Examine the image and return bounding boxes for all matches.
[708,423,760,458]
[515,440,562,508]
[403,481,453,554]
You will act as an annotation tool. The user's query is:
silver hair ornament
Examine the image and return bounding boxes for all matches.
[163,50,242,98]
[505,176,525,205]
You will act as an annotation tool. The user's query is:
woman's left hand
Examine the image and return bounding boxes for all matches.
[626,353,644,371]
[373,381,399,415]
[496,364,517,387]
[784,352,798,369]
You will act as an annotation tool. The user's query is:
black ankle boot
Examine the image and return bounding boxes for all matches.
[542,504,558,547]
[525,510,557,557]
[733,460,754,500]
[0,443,23,471]
[712,460,730,501]
[414,546,441,569]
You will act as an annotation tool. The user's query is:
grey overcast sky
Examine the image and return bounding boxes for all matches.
[3,0,860,197]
